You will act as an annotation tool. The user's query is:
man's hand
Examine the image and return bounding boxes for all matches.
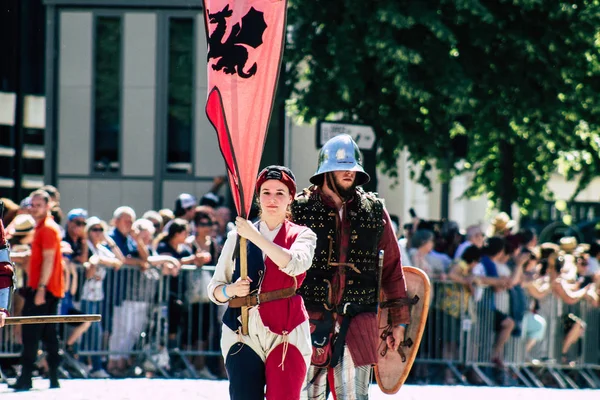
[386,325,406,351]
[0,310,6,328]
[60,242,73,256]
[34,288,46,306]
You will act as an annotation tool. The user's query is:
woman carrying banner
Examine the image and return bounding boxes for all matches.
[208,165,316,400]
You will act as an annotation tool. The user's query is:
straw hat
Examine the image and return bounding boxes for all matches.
[486,212,515,237]
[559,236,578,253]
[10,214,36,236]
[575,243,590,254]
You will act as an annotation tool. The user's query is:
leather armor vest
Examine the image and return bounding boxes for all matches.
[291,187,384,311]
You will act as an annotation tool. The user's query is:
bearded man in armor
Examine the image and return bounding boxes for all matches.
[292,134,411,400]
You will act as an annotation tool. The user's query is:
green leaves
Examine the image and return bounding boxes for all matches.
[285,0,600,212]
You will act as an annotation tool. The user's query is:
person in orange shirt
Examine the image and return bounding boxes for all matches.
[10,189,64,392]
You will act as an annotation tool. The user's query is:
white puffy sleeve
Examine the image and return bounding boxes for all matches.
[279,227,317,277]
[207,229,238,305]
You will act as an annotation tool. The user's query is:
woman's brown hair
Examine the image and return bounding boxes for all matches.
[155,218,189,248]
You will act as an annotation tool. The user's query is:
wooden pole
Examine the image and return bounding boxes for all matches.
[240,237,249,335]
[5,314,101,326]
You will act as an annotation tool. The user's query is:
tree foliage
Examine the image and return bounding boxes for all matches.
[284,0,600,213]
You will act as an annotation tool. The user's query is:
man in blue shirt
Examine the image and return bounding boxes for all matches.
[106,206,149,376]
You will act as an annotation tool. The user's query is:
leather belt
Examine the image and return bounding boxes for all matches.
[228,286,297,308]
[380,295,420,309]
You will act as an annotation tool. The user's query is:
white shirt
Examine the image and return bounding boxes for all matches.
[81,241,114,302]
[472,260,510,313]
[398,238,411,267]
[587,257,599,276]
[208,222,317,305]
[454,240,474,260]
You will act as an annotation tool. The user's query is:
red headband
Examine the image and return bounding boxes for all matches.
[256,167,296,198]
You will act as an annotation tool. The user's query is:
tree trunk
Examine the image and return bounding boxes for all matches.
[440,152,452,220]
[499,140,515,213]
[362,143,378,193]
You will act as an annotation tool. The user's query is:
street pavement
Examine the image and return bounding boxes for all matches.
[0,379,598,399]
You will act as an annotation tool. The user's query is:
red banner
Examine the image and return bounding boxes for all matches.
[204,0,288,217]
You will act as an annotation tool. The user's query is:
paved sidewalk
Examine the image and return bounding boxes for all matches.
[1,379,598,399]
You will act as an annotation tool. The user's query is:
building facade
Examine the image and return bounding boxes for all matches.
[0,0,46,202]
[42,0,285,220]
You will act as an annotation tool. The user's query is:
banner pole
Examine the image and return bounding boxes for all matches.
[240,237,249,335]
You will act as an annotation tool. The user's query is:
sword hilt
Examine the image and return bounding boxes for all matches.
[377,250,384,302]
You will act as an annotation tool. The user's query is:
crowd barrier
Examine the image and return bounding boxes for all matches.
[418,280,600,388]
[0,265,599,387]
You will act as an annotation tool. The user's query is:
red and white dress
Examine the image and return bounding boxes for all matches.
[208,219,316,400]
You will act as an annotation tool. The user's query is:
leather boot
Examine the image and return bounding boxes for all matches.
[49,367,60,389]
[9,368,33,392]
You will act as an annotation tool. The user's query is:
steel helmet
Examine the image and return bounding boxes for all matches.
[310,134,370,185]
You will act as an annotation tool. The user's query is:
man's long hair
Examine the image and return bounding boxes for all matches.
[324,172,356,201]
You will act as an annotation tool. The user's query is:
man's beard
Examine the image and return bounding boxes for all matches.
[332,175,356,200]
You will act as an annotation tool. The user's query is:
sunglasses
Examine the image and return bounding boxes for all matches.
[196,221,214,227]
[90,227,104,233]
[153,224,161,231]
[73,220,86,227]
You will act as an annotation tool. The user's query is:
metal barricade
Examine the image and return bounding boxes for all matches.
[159,265,224,379]
[0,263,223,380]
[1,269,599,386]
[413,278,600,388]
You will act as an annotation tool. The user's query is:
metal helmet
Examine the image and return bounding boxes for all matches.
[310,134,370,185]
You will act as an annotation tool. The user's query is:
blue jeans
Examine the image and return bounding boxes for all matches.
[80,300,103,372]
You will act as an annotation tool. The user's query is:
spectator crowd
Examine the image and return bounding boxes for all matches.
[396,210,600,384]
[1,183,599,386]
[1,181,235,381]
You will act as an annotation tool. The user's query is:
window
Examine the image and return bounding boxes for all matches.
[166,17,194,174]
[93,16,122,173]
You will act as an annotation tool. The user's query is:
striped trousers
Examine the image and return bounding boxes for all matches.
[302,346,372,400]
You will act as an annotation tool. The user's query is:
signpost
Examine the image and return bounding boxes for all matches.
[317,121,376,150]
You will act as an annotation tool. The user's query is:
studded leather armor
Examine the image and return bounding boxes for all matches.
[291,187,384,311]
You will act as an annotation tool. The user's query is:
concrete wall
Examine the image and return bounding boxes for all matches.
[58,12,93,176]
[55,10,222,222]
[122,12,157,177]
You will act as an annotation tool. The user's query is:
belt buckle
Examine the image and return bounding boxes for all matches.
[255,292,261,306]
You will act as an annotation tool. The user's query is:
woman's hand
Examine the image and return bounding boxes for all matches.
[235,217,260,242]
[162,261,179,277]
[194,251,212,266]
[227,277,253,298]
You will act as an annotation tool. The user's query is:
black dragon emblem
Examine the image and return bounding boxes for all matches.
[207,5,267,79]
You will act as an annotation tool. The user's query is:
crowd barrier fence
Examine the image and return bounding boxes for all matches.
[0,265,598,387]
